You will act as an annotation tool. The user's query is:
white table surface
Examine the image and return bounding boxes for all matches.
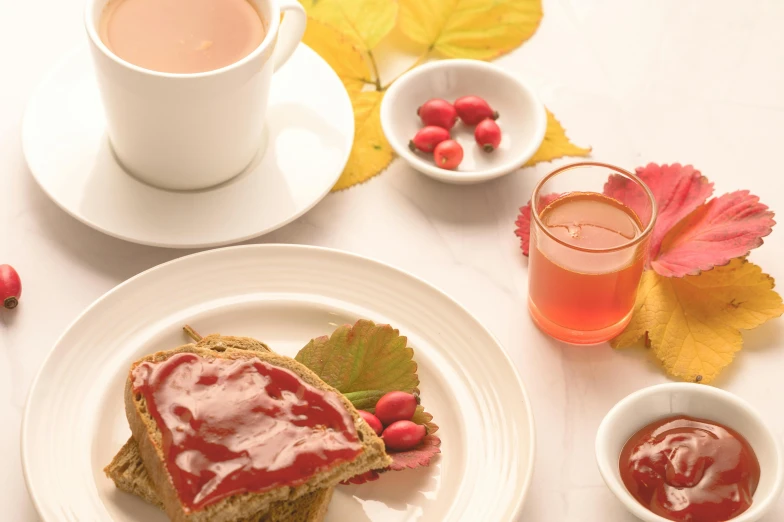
[3,0,784,520]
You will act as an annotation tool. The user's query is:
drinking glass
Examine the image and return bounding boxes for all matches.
[527,162,657,345]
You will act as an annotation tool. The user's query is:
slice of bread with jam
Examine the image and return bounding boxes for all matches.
[105,335,341,522]
[121,335,390,522]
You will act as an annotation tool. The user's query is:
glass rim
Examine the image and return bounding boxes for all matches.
[530,162,658,254]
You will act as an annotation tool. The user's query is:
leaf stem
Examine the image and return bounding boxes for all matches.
[381,50,430,91]
[367,50,383,91]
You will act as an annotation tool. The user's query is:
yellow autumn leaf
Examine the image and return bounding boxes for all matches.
[398,0,543,60]
[332,91,394,191]
[305,0,398,51]
[525,109,591,166]
[302,17,371,95]
[612,259,784,383]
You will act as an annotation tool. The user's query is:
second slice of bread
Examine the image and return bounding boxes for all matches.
[126,344,391,522]
[105,438,335,522]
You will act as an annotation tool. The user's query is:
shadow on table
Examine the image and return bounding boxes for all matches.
[386,158,545,228]
[711,320,784,386]
[21,166,186,280]
[19,159,334,282]
[563,316,784,389]
[741,319,783,352]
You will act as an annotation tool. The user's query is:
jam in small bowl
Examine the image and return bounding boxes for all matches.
[595,383,783,522]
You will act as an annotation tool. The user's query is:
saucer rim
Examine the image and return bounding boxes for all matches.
[22,44,354,249]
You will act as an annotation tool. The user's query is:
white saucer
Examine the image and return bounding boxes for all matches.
[22,45,353,248]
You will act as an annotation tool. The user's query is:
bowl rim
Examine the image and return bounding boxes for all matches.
[380,58,548,183]
[595,383,784,522]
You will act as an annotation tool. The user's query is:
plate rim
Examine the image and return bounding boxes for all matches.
[21,244,536,520]
[21,44,354,249]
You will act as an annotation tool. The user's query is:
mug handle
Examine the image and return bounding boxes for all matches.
[273,0,307,71]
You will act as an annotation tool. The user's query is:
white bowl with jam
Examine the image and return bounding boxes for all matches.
[596,383,784,522]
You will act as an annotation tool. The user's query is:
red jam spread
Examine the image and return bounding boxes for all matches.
[131,353,362,510]
[620,415,760,522]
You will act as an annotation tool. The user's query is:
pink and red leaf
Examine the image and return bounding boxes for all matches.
[388,432,442,471]
[387,407,440,471]
[514,193,560,256]
[653,191,775,277]
[605,164,773,276]
[604,163,714,260]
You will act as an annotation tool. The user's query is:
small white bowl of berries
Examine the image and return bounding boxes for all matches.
[381,59,547,184]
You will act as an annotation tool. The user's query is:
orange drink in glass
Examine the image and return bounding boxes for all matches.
[527,162,657,344]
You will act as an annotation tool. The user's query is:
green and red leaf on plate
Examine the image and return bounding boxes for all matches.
[295,320,441,482]
[295,320,419,395]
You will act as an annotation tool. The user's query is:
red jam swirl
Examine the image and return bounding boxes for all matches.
[131,353,362,510]
[620,415,760,522]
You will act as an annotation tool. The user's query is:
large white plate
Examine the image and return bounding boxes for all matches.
[22,245,534,521]
[22,45,353,248]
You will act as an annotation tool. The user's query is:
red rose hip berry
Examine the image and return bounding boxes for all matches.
[382,420,427,451]
[375,391,419,426]
[475,119,502,152]
[358,410,383,436]
[0,264,21,309]
[454,95,499,125]
[409,126,450,153]
[433,140,463,170]
[417,98,457,129]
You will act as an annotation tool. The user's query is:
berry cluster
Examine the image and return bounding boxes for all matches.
[359,391,426,452]
[409,96,502,170]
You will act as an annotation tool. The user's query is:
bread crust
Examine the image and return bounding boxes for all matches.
[125,343,390,522]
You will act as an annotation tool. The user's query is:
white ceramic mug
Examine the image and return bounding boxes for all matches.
[85,0,307,190]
